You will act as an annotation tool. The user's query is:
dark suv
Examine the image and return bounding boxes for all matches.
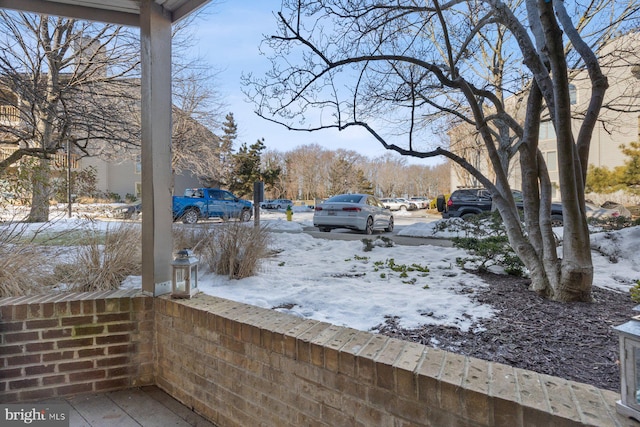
[437,188,563,226]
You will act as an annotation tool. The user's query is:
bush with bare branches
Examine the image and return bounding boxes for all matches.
[194,223,271,279]
[1,219,270,297]
[52,223,141,292]
[172,225,207,253]
[0,222,47,297]
[0,219,83,297]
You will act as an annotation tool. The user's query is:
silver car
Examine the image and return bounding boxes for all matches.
[265,199,293,209]
[313,193,394,234]
[380,198,417,211]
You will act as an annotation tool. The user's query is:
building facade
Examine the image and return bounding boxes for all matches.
[449,32,640,200]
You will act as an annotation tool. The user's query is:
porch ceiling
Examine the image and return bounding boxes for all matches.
[0,0,210,26]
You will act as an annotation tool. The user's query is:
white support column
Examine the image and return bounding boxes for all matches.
[140,0,173,296]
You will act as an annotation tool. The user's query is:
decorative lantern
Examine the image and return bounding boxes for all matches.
[614,308,640,421]
[171,249,199,298]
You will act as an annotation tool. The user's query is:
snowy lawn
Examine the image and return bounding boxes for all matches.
[4,204,639,334]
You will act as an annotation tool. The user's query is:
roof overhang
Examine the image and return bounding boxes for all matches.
[0,0,211,26]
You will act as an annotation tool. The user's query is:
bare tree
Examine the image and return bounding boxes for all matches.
[171,71,226,187]
[261,149,288,198]
[246,1,639,301]
[285,144,331,199]
[328,149,366,194]
[0,10,228,219]
[368,153,408,198]
[429,161,452,197]
[262,144,444,200]
[0,12,140,221]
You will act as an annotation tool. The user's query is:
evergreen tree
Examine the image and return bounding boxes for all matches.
[586,165,616,193]
[354,169,374,194]
[621,141,640,192]
[229,138,281,197]
[586,141,640,194]
[329,158,353,194]
[218,113,238,187]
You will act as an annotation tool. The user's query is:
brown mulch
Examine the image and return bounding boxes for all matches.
[375,272,637,391]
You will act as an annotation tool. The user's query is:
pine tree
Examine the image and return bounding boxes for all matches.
[585,141,640,194]
[218,113,238,187]
[354,169,374,194]
[229,138,281,198]
[621,141,640,192]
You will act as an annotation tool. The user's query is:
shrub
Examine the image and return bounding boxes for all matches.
[173,225,206,252]
[125,193,138,203]
[453,235,525,276]
[52,166,99,202]
[0,221,64,297]
[630,280,640,303]
[100,191,122,203]
[52,223,141,292]
[0,222,47,297]
[588,215,640,231]
[446,211,525,276]
[197,222,271,279]
[0,246,45,297]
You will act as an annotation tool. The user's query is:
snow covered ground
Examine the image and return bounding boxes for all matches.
[3,203,639,334]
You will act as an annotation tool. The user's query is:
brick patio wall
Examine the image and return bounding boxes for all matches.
[0,290,634,426]
[0,289,154,402]
[155,294,632,427]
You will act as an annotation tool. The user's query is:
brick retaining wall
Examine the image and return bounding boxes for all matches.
[154,294,634,427]
[1,290,636,426]
[0,290,154,402]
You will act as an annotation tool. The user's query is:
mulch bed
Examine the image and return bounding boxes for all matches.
[375,272,637,391]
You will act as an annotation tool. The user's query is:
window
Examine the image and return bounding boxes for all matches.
[135,155,141,174]
[221,191,236,201]
[545,151,558,172]
[569,84,577,105]
[539,121,556,140]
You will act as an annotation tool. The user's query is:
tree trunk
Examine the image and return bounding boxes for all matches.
[539,1,593,302]
[27,158,51,223]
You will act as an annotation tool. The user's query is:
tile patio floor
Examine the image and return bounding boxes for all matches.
[49,386,216,427]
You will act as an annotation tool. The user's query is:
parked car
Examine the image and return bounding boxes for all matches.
[585,202,631,219]
[437,188,564,226]
[260,199,273,209]
[172,188,252,224]
[313,193,394,234]
[265,199,293,209]
[112,201,142,219]
[396,198,420,210]
[380,198,417,211]
[409,197,429,209]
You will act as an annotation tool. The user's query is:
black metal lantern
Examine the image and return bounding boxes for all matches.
[171,249,199,298]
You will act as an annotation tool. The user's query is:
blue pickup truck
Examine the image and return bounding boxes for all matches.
[172,188,253,224]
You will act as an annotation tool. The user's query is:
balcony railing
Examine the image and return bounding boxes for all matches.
[52,152,79,169]
[0,146,79,169]
[0,105,20,124]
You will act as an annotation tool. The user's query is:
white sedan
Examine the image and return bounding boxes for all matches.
[313,194,394,234]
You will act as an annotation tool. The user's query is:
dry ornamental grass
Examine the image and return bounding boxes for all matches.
[0,217,272,298]
[0,221,57,297]
[51,222,142,292]
[173,222,271,279]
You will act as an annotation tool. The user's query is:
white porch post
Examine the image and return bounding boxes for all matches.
[140,0,173,296]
